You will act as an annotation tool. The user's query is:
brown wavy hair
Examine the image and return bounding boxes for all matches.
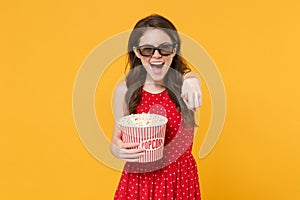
[124,14,195,127]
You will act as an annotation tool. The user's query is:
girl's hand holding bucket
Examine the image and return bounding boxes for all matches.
[110,129,145,162]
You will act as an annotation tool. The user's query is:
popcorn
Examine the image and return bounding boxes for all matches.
[129,113,152,126]
[119,113,166,127]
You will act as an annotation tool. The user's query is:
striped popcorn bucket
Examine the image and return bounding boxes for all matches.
[119,114,168,163]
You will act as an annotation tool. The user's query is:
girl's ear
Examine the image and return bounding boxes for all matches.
[172,44,177,57]
[171,46,177,58]
[133,47,141,59]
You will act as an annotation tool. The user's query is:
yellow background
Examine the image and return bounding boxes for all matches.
[1,0,299,199]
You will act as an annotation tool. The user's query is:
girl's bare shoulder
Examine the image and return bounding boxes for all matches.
[114,82,127,96]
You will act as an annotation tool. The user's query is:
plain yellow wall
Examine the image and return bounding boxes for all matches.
[1,0,300,199]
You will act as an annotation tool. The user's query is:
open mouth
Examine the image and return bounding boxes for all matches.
[150,62,165,75]
[150,62,164,68]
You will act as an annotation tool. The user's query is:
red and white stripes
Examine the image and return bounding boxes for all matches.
[121,124,167,162]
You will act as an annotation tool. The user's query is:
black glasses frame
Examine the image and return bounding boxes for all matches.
[137,43,176,57]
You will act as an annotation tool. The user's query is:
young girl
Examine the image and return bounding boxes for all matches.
[111,14,201,200]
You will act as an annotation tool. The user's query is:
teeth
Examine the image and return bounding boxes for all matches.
[150,62,164,65]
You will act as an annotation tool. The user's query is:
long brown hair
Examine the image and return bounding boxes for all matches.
[125,14,195,127]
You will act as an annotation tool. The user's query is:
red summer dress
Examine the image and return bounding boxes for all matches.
[114,89,201,200]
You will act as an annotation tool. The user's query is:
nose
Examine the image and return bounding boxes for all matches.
[152,49,162,58]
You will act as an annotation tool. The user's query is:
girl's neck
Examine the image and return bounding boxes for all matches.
[143,80,165,94]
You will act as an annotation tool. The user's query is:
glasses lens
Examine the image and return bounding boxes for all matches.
[159,44,174,55]
[139,46,154,56]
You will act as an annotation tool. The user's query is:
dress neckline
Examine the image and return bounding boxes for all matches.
[143,88,166,95]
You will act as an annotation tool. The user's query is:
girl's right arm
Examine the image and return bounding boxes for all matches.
[110,82,145,162]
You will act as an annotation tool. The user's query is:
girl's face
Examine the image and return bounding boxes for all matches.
[134,28,176,84]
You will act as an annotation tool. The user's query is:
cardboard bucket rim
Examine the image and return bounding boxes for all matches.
[118,113,168,128]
